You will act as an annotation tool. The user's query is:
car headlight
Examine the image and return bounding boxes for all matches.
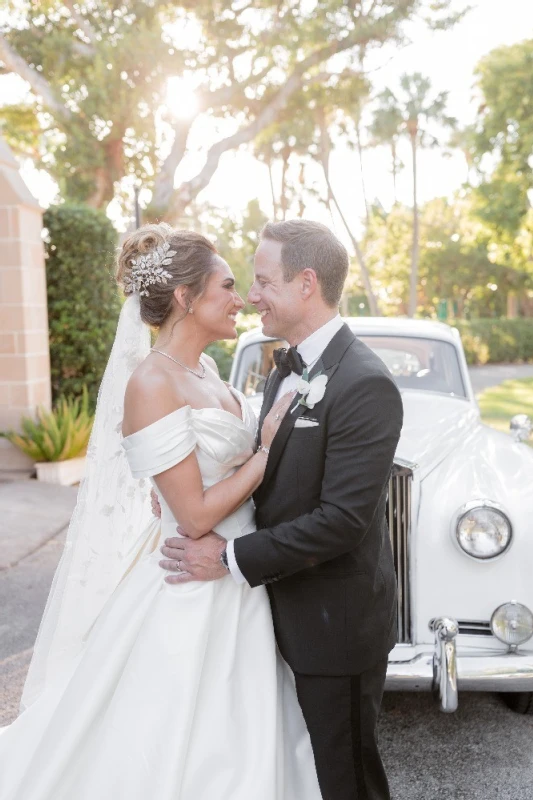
[491,602,533,647]
[455,501,512,559]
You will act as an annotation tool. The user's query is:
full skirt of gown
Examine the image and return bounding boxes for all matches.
[0,399,321,800]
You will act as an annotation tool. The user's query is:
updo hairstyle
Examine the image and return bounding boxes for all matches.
[116,223,218,327]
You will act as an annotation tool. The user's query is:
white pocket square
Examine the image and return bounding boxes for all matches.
[294,418,319,428]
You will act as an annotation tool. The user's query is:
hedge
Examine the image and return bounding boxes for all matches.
[452,319,533,365]
[44,204,120,407]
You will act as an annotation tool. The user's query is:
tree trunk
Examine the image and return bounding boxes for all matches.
[149,122,190,217]
[355,120,369,226]
[318,112,380,316]
[408,131,419,317]
[267,158,278,220]
[280,145,291,220]
[86,138,125,209]
[391,139,398,205]
[298,161,306,218]
[86,166,114,208]
[325,173,380,316]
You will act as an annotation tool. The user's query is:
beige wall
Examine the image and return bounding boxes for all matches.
[0,138,51,476]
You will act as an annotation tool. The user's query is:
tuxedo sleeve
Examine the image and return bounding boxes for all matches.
[233,373,403,588]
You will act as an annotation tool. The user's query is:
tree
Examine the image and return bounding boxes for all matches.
[315,97,381,315]
[372,75,456,316]
[368,94,403,204]
[361,195,530,319]
[468,39,533,252]
[0,1,465,218]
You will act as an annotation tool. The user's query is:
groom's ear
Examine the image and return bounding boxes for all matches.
[300,268,318,300]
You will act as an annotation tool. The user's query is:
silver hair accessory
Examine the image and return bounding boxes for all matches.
[123,242,177,297]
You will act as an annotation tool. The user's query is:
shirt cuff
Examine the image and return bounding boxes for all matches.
[226,540,248,585]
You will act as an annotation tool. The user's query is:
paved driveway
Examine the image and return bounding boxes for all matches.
[468,363,533,394]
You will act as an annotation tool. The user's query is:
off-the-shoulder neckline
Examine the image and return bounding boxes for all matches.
[122,387,247,442]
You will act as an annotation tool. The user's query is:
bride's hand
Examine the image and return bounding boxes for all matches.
[261,391,297,448]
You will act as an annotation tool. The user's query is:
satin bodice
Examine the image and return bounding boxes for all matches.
[122,389,258,540]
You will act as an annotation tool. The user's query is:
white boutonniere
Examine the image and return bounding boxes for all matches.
[292,368,328,412]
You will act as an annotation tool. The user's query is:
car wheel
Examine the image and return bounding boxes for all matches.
[502,692,533,714]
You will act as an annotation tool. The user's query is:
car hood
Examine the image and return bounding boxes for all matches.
[396,391,480,478]
[246,389,481,480]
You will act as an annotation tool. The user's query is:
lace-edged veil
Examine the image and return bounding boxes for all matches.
[21,294,153,711]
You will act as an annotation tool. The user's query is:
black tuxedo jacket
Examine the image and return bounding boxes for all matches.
[233,324,403,676]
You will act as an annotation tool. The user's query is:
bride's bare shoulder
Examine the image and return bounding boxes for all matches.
[123,360,185,436]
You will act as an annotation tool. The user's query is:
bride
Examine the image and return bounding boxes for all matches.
[0,224,321,800]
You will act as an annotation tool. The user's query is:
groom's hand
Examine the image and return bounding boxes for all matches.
[160,531,227,584]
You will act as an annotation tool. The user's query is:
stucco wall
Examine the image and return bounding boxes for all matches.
[0,137,51,477]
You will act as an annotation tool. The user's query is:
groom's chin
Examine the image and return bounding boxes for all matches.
[260,318,277,338]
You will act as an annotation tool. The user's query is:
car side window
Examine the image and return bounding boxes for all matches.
[234,340,284,396]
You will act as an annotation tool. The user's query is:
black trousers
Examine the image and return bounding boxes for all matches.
[294,656,390,800]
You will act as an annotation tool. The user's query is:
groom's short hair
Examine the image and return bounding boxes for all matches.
[260,219,349,307]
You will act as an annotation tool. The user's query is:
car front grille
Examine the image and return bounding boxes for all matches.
[388,464,413,643]
[457,620,492,636]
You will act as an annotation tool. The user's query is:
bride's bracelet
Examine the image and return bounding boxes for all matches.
[256,444,270,457]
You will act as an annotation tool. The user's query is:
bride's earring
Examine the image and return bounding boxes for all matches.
[188,307,193,314]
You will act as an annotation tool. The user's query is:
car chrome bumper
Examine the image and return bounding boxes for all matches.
[386,616,533,712]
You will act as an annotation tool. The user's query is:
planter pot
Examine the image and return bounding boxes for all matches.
[35,456,86,486]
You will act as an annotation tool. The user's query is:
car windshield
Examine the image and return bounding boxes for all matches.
[233,334,467,399]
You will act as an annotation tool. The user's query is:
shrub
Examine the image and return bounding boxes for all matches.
[1,387,93,462]
[453,319,533,365]
[44,204,120,406]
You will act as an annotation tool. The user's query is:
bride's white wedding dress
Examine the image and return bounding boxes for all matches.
[0,390,321,800]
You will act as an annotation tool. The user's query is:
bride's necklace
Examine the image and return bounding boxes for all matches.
[150,347,206,379]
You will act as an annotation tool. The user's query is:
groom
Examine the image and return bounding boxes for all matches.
[159,219,403,800]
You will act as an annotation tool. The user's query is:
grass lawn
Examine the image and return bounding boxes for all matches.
[478,377,533,443]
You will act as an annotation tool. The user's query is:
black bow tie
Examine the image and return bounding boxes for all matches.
[273,346,305,378]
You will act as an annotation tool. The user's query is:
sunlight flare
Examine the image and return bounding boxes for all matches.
[165,76,199,119]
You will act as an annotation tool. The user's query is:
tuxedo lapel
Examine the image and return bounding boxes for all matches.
[257,369,282,447]
[259,324,356,490]
[261,356,339,489]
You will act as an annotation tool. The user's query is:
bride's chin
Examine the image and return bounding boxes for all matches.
[213,323,238,340]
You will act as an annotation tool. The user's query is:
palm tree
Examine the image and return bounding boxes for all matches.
[374,75,456,317]
[369,92,403,204]
[316,105,380,316]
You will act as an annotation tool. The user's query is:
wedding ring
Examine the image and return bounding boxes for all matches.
[175,560,181,571]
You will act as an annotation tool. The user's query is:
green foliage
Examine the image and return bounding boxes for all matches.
[478,378,533,443]
[453,320,533,365]
[44,204,120,406]
[1,0,464,216]
[1,387,94,462]
[363,197,531,318]
[470,40,533,248]
[198,199,268,311]
[205,340,235,382]
[0,103,42,158]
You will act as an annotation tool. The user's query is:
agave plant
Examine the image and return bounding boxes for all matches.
[1,387,94,462]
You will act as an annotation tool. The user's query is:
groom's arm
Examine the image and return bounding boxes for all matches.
[233,373,403,587]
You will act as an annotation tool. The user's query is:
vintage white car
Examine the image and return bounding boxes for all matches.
[229,317,533,713]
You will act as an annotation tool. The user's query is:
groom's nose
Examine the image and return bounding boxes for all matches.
[247,283,260,305]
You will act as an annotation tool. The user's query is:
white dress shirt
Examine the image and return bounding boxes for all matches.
[226,314,344,584]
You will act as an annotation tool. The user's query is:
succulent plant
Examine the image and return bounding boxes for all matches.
[1,387,94,462]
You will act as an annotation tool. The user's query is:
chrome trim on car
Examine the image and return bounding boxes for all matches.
[510,413,532,443]
[388,464,413,643]
[451,498,513,561]
[386,651,533,695]
[430,617,459,713]
[457,620,492,636]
